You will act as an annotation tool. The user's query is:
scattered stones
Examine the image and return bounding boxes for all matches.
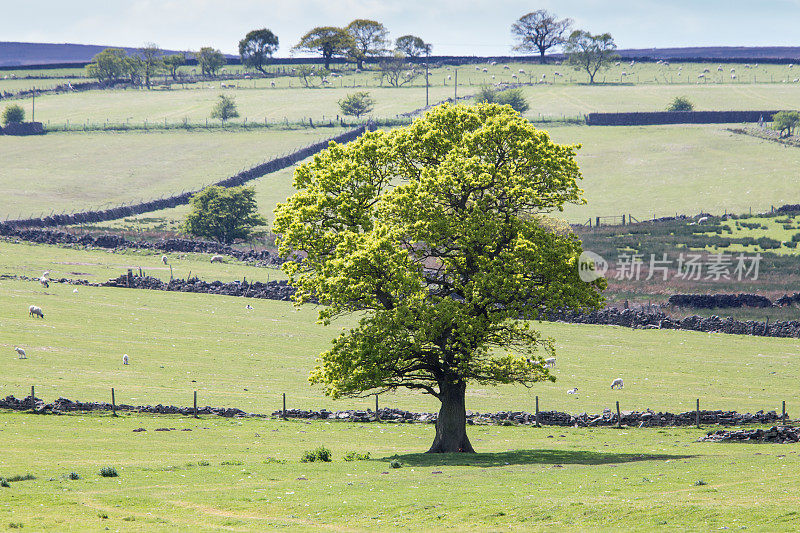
[700,426,800,443]
[103,273,296,301]
[132,428,146,433]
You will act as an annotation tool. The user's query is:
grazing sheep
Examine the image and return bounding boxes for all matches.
[730,68,736,73]
[731,74,737,79]
[42,271,49,277]
[482,68,488,73]
[73,288,78,293]
[14,347,26,359]
[614,61,620,66]
[210,255,224,263]
[503,65,510,70]
[697,216,709,224]
[611,378,624,389]
[544,357,556,369]
[518,68,525,74]
[29,305,44,319]
[245,304,254,310]
[122,354,129,365]
[698,73,705,79]
[703,68,710,73]
[447,75,452,80]
[270,81,276,87]
[161,255,168,265]
[490,61,497,66]
[717,66,723,72]
[567,387,578,394]
[794,79,799,83]
[39,276,49,288]
[491,75,495,79]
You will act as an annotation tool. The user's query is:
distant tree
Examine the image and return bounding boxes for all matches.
[511,10,573,63]
[346,19,390,69]
[564,30,618,84]
[772,110,800,137]
[667,96,694,111]
[183,185,266,244]
[295,66,330,88]
[377,53,420,87]
[293,26,355,70]
[162,54,185,80]
[86,48,130,83]
[338,91,374,118]
[210,94,240,124]
[124,55,143,85]
[239,28,279,74]
[474,86,529,113]
[196,47,225,77]
[139,43,163,89]
[1,104,24,126]
[394,35,431,59]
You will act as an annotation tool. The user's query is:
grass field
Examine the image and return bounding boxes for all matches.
[1,411,799,531]
[0,128,346,220]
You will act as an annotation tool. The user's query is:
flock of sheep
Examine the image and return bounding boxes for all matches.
[539,357,624,393]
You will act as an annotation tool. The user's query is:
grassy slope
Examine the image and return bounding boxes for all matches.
[0,128,345,219]
[0,412,799,531]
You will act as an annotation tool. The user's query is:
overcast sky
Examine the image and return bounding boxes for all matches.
[5,0,800,56]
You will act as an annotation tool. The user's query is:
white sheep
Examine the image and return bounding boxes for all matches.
[703,68,710,73]
[503,65,510,70]
[698,73,705,79]
[29,305,44,319]
[14,347,26,359]
[42,271,49,277]
[161,255,168,265]
[482,68,488,73]
[567,387,578,394]
[697,216,709,224]
[39,276,49,288]
[270,81,276,87]
[122,354,129,365]
[611,378,624,389]
[210,255,224,263]
[245,304,254,310]
[731,74,737,79]
[73,288,78,293]
[717,66,723,72]
[730,68,735,73]
[447,75,452,80]
[518,68,525,74]
[544,357,556,368]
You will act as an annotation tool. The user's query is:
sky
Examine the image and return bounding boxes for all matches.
[3,0,800,56]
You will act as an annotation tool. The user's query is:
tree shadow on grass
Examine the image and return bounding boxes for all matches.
[380,449,695,468]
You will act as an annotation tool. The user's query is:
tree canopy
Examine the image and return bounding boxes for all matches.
[183,185,266,244]
[2,104,24,126]
[564,30,618,84]
[86,48,135,84]
[162,54,185,80]
[346,19,390,69]
[772,110,800,137]
[338,91,374,118]
[395,35,431,59]
[196,47,225,77]
[139,43,163,89]
[210,94,239,124]
[239,28,279,74]
[511,10,572,63]
[293,27,354,70]
[667,96,694,112]
[274,103,605,453]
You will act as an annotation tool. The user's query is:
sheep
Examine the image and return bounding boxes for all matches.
[621,72,627,77]
[447,75,452,80]
[14,347,26,359]
[698,73,705,79]
[490,61,497,66]
[29,305,44,319]
[491,75,495,80]
[73,288,78,293]
[210,255,224,263]
[122,354,129,365]
[475,66,480,71]
[245,304,254,310]
[794,79,799,83]
[503,65,510,70]
[731,74,737,80]
[270,81,276,87]
[703,68,710,73]
[518,68,525,74]
[629,60,635,66]
[482,68,488,73]
[730,68,735,73]
[614,61,620,66]
[42,271,49,277]
[567,387,578,394]
[39,276,49,288]
[697,216,709,224]
[511,74,517,79]
[544,357,556,368]
[717,65,723,72]
[161,255,168,265]
[611,378,624,389]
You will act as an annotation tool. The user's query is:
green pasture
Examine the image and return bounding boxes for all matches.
[0,128,345,220]
[0,77,77,94]
[1,412,799,531]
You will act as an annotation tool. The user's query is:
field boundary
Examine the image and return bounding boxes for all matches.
[3,124,371,229]
[0,394,787,427]
[585,110,780,126]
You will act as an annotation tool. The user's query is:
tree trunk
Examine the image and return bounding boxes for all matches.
[539,49,547,64]
[323,54,331,70]
[426,380,475,453]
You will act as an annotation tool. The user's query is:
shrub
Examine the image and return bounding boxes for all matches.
[98,513,109,519]
[338,91,374,119]
[694,480,707,486]
[197,460,210,466]
[68,472,80,480]
[390,459,402,469]
[791,233,800,242]
[343,451,371,461]
[667,96,694,111]
[784,241,797,248]
[755,237,781,250]
[300,446,332,463]
[474,85,496,104]
[494,89,529,113]
[8,523,23,529]
[0,479,9,488]
[5,474,34,482]
[220,460,243,466]
[1,104,25,126]
[210,94,239,125]
[99,466,118,477]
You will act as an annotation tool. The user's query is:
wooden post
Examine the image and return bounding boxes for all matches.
[696,398,701,428]
[535,396,540,427]
[31,385,35,402]
[375,394,380,421]
[282,393,286,419]
[193,390,198,418]
[111,388,117,417]
[782,401,787,424]
[622,214,626,226]
[616,400,622,428]
[596,216,601,227]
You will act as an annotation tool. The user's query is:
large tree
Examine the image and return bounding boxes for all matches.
[183,185,266,244]
[239,28,279,74]
[162,54,185,80]
[511,10,573,63]
[346,19,390,69]
[395,35,431,59]
[377,53,421,87]
[86,48,130,83]
[139,43,163,89]
[196,47,225,77]
[564,30,618,84]
[772,110,800,137]
[293,27,354,70]
[274,104,605,453]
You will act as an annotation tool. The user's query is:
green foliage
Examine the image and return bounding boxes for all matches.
[210,94,240,124]
[300,446,333,463]
[68,472,80,480]
[0,479,9,488]
[343,451,371,461]
[139,43,164,89]
[377,53,420,87]
[8,523,23,529]
[5,474,35,482]
[183,185,266,244]
[295,66,329,88]
[338,91,374,118]
[293,27,355,70]
[390,459,402,468]
[99,466,118,477]
[667,96,694,111]
[395,35,431,58]
[162,54,185,80]
[274,103,605,450]
[474,87,529,113]
[239,29,279,74]
[564,30,618,83]
[1,104,24,125]
[196,47,225,77]
[346,19,390,69]
[772,110,800,137]
[86,48,135,83]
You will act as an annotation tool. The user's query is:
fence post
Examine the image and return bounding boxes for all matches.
[193,390,198,418]
[616,400,622,428]
[535,396,540,427]
[596,216,600,227]
[282,393,286,419]
[111,388,117,417]
[782,401,787,424]
[31,385,35,404]
[622,214,626,226]
[696,399,701,429]
[375,394,380,421]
